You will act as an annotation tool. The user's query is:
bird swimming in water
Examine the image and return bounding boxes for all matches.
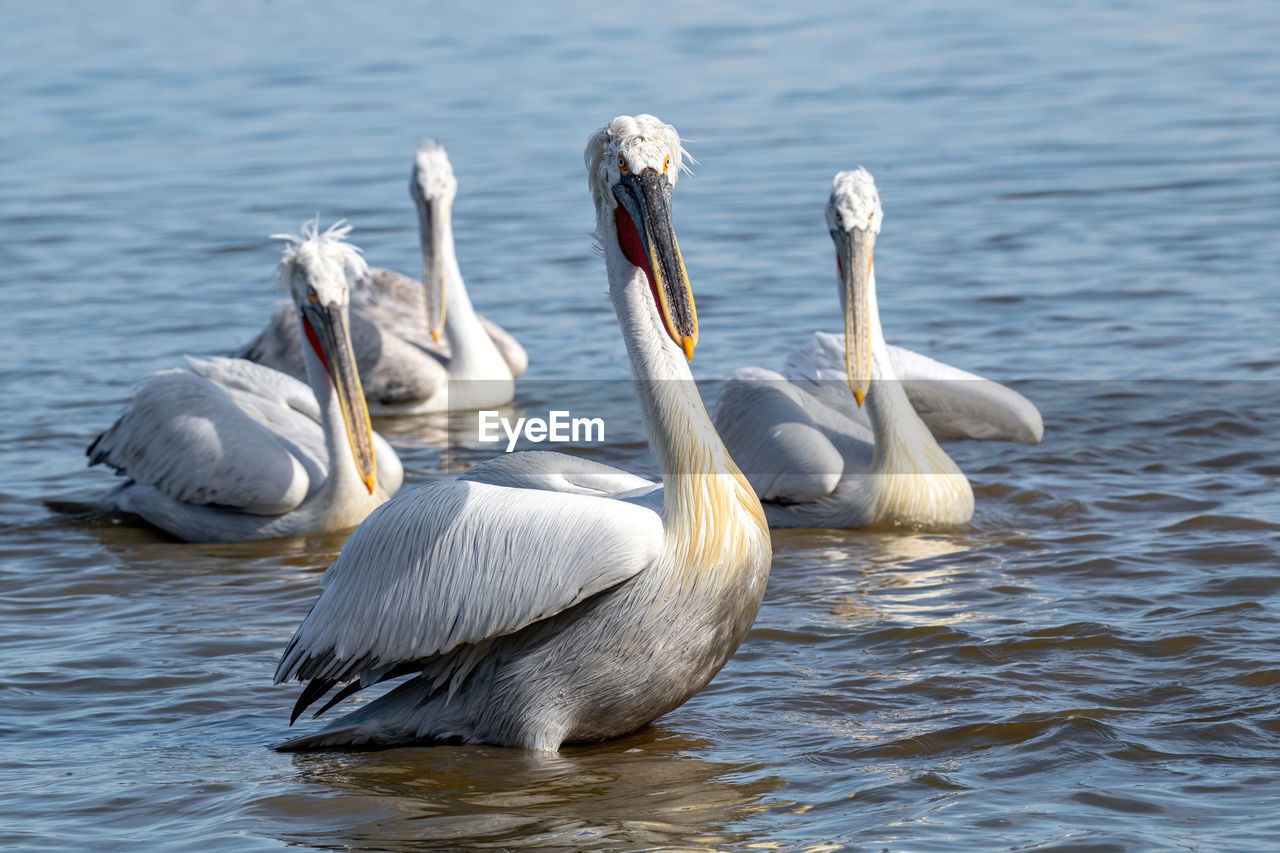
[88,221,402,542]
[240,140,526,414]
[715,168,1040,529]
[273,115,771,751]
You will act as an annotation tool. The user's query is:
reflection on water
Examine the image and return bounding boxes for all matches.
[772,528,977,629]
[266,729,782,851]
[373,412,456,451]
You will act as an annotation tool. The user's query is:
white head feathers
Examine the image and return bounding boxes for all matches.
[412,138,458,203]
[827,167,884,235]
[585,114,693,221]
[273,219,369,308]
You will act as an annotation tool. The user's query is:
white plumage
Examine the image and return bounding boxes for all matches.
[89,222,401,542]
[274,115,770,751]
[277,477,665,687]
[781,332,1043,444]
[716,168,1041,529]
[239,140,525,414]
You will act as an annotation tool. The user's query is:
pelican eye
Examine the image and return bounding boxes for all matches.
[307,285,319,303]
[663,155,669,175]
[867,212,874,227]
[618,154,629,174]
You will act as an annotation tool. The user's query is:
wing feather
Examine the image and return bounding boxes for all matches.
[355,268,429,343]
[715,368,846,503]
[185,355,403,493]
[360,268,527,379]
[460,450,656,498]
[275,479,663,686]
[89,359,319,514]
[786,332,1043,444]
[885,346,1044,444]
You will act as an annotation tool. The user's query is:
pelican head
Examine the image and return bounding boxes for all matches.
[409,139,458,343]
[275,220,378,494]
[586,114,698,361]
[826,168,884,407]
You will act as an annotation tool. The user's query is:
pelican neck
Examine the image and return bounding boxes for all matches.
[605,251,752,522]
[860,267,959,479]
[421,197,506,377]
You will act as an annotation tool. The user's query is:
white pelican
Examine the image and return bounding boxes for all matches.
[273,115,771,751]
[240,140,526,414]
[715,168,1040,529]
[88,222,402,542]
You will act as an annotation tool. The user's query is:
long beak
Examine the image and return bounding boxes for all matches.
[303,302,378,494]
[835,227,875,407]
[417,196,446,344]
[613,168,698,360]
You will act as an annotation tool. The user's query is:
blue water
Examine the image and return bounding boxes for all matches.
[2,1,1278,850]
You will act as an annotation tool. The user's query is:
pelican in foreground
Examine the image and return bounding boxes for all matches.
[715,168,1039,529]
[274,115,770,751]
[88,222,402,542]
[240,140,525,414]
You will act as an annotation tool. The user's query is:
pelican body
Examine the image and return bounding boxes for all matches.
[716,169,1040,529]
[274,115,770,751]
[240,140,525,414]
[88,222,402,542]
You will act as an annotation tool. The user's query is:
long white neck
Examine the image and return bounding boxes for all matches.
[860,267,972,523]
[600,229,763,536]
[863,265,931,464]
[426,197,507,379]
[297,315,368,511]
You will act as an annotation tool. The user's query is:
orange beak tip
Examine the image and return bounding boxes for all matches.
[681,335,695,362]
[363,474,376,494]
[431,329,441,344]
[853,388,866,407]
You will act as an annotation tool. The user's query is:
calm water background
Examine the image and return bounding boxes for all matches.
[3,1,1279,849]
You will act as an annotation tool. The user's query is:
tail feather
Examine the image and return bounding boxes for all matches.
[289,677,337,725]
[86,431,105,463]
[277,674,461,751]
[312,679,365,719]
[44,496,102,516]
[276,723,383,752]
[276,717,469,752]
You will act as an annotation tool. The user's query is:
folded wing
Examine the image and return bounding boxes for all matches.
[786,332,1043,444]
[715,367,849,504]
[88,357,323,515]
[362,267,528,378]
[461,450,657,498]
[275,479,664,687]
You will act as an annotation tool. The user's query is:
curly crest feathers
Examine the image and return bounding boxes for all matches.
[828,168,884,234]
[585,114,695,251]
[272,218,369,291]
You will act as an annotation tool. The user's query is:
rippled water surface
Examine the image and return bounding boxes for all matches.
[3,1,1279,850]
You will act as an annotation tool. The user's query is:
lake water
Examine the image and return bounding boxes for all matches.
[2,1,1278,850]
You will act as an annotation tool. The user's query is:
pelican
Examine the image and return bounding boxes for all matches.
[239,140,526,414]
[88,222,402,542]
[273,115,771,751]
[715,168,1040,529]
